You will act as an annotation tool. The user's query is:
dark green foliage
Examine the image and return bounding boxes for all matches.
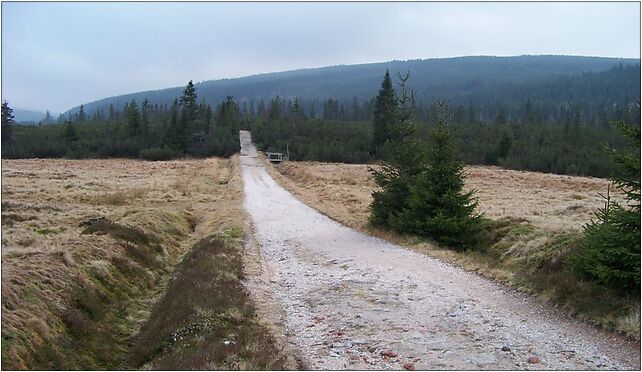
[372,70,396,159]
[63,121,78,142]
[390,103,482,249]
[179,80,198,122]
[570,121,641,293]
[369,74,481,249]
[1,82,240,160]
[572,196,640,291]
[253,117,372,164]
[250,95,634,178]
[139,146,182,161]
[606,121,641,203]
[2,100,15,145]
[291,97,303,115]
[201,96,241,157]
[127,99,141,136]
[75,56,639,129]
[370,73,425,227]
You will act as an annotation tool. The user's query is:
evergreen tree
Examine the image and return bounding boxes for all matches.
[141,99,151,142]
[290,97,305,140]
[127,99,141,136]
[570,120,640,292]
[204,104,213,134]
[268,96,283,122]
[167,98,183,151]
[2,100,15,145]
[217,96,240,129]
[179,80,198,121]
[63,120,78,142]
[496,128,513,161]
[257,100,267,120]
[291,97,303,116]
[370,72,425,227]
[349,96,361,121]
[78,104,86,122]
[372,70,397,159]
[391,101,482,249]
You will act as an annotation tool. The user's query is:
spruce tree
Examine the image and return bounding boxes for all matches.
[63,120,78,142]
[390,101,482,249]
[78,104,86,122]
[570,120,640,291]
[179,80,198,121]
[370,72,425,227]
[167,98,184,151]
[291,97,304,117]
[2,100,15,145]
[290,97,304,139]
[141,99,151,142]
[372,70,396,159]
[127,99,141,136]
[268,96,282,122]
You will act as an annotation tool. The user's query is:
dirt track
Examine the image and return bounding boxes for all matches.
[239,131,639,370]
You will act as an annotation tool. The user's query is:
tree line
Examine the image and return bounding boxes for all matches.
[250,98,637,179]
[2,81,241,160]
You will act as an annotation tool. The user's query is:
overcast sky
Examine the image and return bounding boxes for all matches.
[2,1,640,113]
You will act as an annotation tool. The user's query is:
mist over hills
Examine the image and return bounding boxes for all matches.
[70,55,640,124]
[12,109,55,124]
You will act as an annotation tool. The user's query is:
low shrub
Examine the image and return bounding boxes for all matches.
[139,146,182,161]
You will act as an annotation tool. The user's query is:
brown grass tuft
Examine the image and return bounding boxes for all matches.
[129,234,290,370]
[1,156,257,369]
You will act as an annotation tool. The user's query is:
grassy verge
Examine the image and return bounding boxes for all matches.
[2,211,191,370]
[395,217,640,339]
[129,231,290,370]
[2,157,290,370]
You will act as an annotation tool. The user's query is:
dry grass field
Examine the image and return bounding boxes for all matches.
[1,157,289,370]
[266,160,638,338]
[268,161,625,232]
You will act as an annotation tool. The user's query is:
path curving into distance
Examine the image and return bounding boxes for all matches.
[239,130,639,370]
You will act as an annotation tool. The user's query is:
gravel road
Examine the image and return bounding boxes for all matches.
[239,131,639,370]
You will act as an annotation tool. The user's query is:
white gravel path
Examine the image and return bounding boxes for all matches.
[239,131,639,370]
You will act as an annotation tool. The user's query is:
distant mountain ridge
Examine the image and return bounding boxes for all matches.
[12,109,56,124]
[69,55,640,118]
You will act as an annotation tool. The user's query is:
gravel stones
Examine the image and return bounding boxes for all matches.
[239,131,638,371]
[528,356,541,364]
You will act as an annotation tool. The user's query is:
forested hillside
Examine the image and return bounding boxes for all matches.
[69,55,639,127]
[3,55,640,178]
